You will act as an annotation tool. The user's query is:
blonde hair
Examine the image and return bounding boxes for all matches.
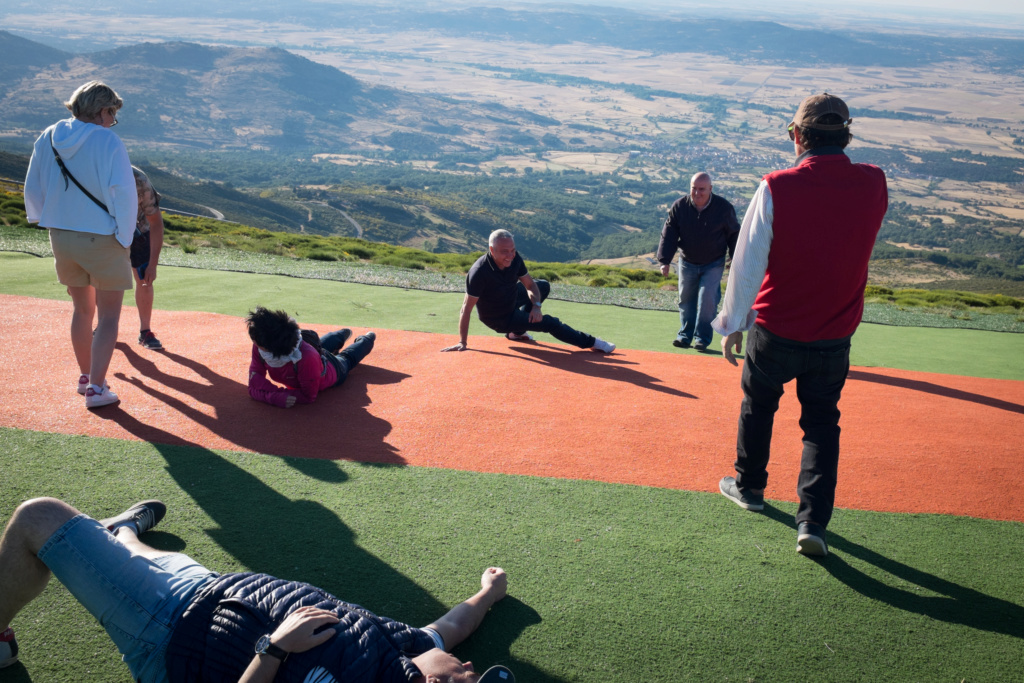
[64,81,123,121]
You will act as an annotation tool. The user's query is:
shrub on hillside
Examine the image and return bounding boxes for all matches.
[377,256,425,270]
[307,251,339,261]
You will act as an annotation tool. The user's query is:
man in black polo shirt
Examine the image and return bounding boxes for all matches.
[441,230,615,353]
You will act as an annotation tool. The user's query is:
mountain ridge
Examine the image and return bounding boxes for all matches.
[0,32,558,153]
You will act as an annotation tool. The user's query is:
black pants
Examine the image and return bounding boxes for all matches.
[485,280,595,349]
[735,324,852,528]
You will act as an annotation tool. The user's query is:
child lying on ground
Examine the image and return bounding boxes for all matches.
[246,306,375,408]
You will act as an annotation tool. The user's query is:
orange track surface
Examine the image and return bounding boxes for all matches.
[4,294,1023,522]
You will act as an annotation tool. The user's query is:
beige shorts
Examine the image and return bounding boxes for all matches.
[49,228,133,291]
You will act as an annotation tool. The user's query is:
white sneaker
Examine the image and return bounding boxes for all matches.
[85,383,119,409]
[77,373,90,395]
[0,627,18,669]
[506,332,534,342]
[591,338,615,353]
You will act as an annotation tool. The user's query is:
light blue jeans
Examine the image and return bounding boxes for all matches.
[677,256,725,346]
[37,515,217,683]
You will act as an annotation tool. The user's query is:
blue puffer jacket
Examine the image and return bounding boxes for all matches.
[165,572,433,682]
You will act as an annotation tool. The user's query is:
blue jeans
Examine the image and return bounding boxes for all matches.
[677,257,725,346]
[735,324,852,528]
[37,515,217,683]
[486,280,595,349]
[321,329,375,386]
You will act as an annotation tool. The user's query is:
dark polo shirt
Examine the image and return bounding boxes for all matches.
[466,251,528,327]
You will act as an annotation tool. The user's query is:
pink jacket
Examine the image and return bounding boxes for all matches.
[247,342,338,408]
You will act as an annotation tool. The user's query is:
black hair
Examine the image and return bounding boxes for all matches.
[246,306,300,357]
[798,113,853,150]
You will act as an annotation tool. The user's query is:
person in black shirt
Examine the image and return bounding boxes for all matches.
[656,172,740,351]
[441,230,614,353]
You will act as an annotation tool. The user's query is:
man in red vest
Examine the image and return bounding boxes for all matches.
[711,93,888,557]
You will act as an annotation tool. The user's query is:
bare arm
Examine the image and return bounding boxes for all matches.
[424,567,507,651]
[141,212,164,286]
[441,294,478,351]
[519,273,544,323]
[238,606,339,683]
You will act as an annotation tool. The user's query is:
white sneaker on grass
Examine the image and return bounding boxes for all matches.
[0,627,18,669]
[591,338,615,353]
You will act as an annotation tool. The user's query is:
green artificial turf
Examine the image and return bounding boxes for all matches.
[1,252,1021,380]
[2,250,1023,682]
[1,428,1022,683]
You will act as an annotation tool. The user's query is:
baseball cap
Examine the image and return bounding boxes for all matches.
[478,664,516,682]
[790,92,852,131]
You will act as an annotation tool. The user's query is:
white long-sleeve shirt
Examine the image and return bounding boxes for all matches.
[24,117,137,247]
[711,180,774,337]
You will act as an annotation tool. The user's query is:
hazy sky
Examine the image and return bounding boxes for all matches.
[524,0,1024,14]
[510,0,1024,28]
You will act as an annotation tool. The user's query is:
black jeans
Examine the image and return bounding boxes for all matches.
[735,324,852,528]
[486,280,596,349]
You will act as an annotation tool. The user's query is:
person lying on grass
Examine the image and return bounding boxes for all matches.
[0,498,514,683]
[247,306,376,408]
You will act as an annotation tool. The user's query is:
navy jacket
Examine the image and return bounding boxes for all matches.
[166,573,435,683]
[656,193,740,266]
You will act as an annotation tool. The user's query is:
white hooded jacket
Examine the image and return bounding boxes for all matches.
[24,117,137,247]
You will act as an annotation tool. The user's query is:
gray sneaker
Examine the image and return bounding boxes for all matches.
[99,500,167,536]
[138,330,163,350]
[719,476,765,511]
[797,522,829,557]
[591,338,615,353]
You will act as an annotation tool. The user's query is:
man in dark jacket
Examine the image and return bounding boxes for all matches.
[656,172,740,351]
[0,498,513,683]
[712,93,888,557]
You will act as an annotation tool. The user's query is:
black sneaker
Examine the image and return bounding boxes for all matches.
[694,342,708,351]
[139,330,163,350]
[672,338,691,348]
[797,522,829,557]
[99,500,167,536]
[0,628,18,669]
[719,476,765,511]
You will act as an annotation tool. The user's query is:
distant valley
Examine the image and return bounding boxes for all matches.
[1,2,1022,292]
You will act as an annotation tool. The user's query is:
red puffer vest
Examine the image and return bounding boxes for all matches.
[754,151,888,342]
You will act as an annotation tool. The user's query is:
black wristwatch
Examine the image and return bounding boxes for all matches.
[255,634,289,661]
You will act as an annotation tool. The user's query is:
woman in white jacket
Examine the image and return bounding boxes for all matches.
[24,81,138,409]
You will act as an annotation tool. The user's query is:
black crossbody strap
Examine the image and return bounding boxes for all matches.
[49,130,110,214]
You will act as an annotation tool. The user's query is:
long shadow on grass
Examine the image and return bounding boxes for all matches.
[472,344,695,399]
[113,342,408,465]
[760,504,1024,638]
[848,369,1024,415]
[92,410,553,680]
